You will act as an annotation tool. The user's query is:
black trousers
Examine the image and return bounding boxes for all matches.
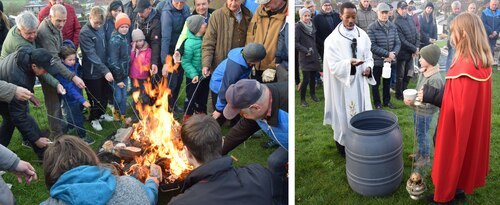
[185,77,209,115]
[395,59,412,99]
[371,65,392,106]
[300,70,317,100]
[167,65,184,109]
[0,100,45,159]
[84,77,112,121]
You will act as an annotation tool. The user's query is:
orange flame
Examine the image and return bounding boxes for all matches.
[129,55,192,182]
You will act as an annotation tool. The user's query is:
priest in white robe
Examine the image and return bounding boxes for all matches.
[323,2,376,158]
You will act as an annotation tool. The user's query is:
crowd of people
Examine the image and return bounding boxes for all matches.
[1,0,288,204]
[311,1,493,204]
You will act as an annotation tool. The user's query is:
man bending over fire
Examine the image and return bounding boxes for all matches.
[168,114,273,204]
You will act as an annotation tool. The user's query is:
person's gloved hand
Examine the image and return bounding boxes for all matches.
[262,69,276,82]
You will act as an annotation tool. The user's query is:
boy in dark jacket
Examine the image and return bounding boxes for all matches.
[181,15,207,122]
[56,44,94,145]
[108,13,131,122]
[168,114,273,205]
[79,7,115,131]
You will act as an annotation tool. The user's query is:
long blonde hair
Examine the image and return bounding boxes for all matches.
[450,13,493,69]
[1,12,11,30]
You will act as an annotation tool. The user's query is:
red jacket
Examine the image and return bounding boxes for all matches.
[38,3,81,48]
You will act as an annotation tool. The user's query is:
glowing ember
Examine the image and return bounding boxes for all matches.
[128,55,192,183]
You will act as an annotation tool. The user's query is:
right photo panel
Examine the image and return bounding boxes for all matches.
[294,0,498,204]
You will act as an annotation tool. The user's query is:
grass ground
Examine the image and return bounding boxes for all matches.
[295,69,500,204]
[1,79,274,204]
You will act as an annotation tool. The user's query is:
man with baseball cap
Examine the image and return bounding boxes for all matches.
[393,0,419,100]
[209,43,266,125]
[0,47,66,160]
[222,79,288,205]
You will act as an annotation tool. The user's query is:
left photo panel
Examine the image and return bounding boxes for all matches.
[0,0,290,204]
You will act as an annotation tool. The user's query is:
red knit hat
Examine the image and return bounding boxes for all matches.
[115,13,130,29]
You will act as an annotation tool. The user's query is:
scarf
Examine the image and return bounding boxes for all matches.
[301,21,313,35]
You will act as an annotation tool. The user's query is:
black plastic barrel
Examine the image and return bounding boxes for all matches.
[346,110,403,196]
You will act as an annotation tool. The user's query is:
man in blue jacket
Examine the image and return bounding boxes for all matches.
[222,79,288,205]
[209,43,266,126]
[481,0,500,57]
[159,0,190,113]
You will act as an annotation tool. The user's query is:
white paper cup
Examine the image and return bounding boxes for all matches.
[382,62,391,79]
[403,89,417,101]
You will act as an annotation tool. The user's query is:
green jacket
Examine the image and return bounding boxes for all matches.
[0,25,59,87]
[0,25,35,60]
[181,31,203,79]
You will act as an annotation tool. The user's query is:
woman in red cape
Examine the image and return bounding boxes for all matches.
[424,13,492,204]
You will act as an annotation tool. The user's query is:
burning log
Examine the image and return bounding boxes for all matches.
[117,147,142,161]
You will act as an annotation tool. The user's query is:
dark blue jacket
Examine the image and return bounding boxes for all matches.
[313,11,341,57]
[55,63,85,104]
[393,14,419,61]
[367,20,401,67]
[418,13,437,48]
[208,47,250,112]
[275,21,288,66]
[169,156,273,205]
[481,8,500,38]
[160,0,190,63]
[108,32,130,83]
[79,22,109,80]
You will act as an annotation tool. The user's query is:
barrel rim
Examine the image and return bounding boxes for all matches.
[348,110,399,135]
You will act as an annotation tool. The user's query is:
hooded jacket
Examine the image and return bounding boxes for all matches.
[169,156,273,205]
[182,31,203,79]
[246,4,287,71]
[108,32,130,83]
[55,63,86,104]
[209,47,251,112]
[41,166,158,205]
[481,7,500,39]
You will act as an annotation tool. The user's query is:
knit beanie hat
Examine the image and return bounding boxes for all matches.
[425,2,434,9]
[131,29,145,41]
[242,43,266,63]
[109,0,123,12]
[186,15,205,34]
[420,44,441,66]
[115,13,130,29]
[299,7,311,17]
[320,0,331,6]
